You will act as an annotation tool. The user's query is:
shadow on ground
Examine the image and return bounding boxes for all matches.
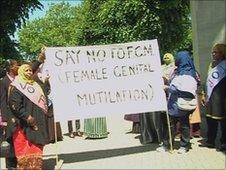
[43,144,158,169]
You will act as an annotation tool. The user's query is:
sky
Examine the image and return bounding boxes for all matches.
[29,0,82,21]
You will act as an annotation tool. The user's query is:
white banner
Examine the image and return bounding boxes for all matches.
[43,39,167,121]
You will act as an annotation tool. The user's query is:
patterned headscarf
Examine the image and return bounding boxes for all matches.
[17,64,34,84]
[175,51,196,78]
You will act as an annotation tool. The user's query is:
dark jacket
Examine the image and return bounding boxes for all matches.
[0,75,12,122]
[8,86,49,145]
[0,75,16,141]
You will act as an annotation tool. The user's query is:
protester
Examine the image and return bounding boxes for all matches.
[46,97,63,143]
[32,48,63,143]
[0,59,19,169]
[8,64,49,169]
[156,51,199,154]
[154,53,176,144]
[0,53,45,169]
[68,119,83,138]
[189,71,202,138]
[140,53,176,145]
[161,53,175,81]
[199,43,226,151]
[139,112,158,144]
[84,117,108,139]
[32,63,61,143]
[124,113,140,134]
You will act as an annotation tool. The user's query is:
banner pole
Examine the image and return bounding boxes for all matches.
[53,117,63,169]
[54,120,59,165]
[165,110,173,153]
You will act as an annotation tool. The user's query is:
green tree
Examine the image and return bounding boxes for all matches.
[0,0,42,64]
[77,0,191,55]
[19,0,192,58]
[19,2,80,59]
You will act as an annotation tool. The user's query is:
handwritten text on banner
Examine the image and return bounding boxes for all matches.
[44,39,167,121]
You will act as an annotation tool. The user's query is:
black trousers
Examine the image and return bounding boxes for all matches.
[5,137,17,168]
[68,119,81,133]
[154,112,170,145]
[139,112,157,144]
[0,126,17,168]
[162,114,190,148]
[206,117,226,145]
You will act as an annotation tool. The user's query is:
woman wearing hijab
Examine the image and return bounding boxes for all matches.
[139,53,176,145]
[154,53,176,143]
[162,53,201,138]
[8,64,49,169]
[161,53,175,81]
[156,51,198,154]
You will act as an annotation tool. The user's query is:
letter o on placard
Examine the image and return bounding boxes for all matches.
[27,86,35,93]
[97,50,106,61]
[212,71,219,79]
[133,90,140,101]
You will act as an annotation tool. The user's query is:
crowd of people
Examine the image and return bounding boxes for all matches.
[124,44,226,154]
[0,43,225,169]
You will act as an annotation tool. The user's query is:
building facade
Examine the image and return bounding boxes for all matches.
[190,0,226,85]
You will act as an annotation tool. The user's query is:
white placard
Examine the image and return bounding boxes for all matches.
[43,39,167,121]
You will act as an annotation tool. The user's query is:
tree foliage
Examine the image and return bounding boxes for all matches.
[19,2,80,59]
[77,0,192,55]
[0,0,42,64]
[19,0,192,59]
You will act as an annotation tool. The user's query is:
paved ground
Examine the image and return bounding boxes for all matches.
[41,114,225,170]
[0,92,224,170]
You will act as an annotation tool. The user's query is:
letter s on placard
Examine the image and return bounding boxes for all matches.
[54,50,64,66]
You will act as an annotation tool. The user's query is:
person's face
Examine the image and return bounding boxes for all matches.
[212,47,224,61]
[10,62,19,76]
[163,55,171,65]
[24,66,33,79]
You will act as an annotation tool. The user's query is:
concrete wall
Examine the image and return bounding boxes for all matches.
[190,0,226,84]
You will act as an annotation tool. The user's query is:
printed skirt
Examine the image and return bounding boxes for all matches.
[13,127,43,170]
